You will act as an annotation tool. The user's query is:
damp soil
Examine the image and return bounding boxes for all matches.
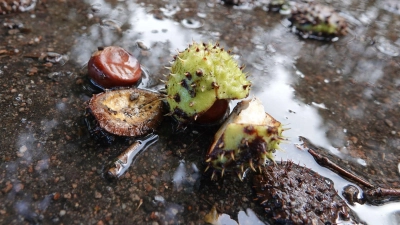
[0,0,399,225]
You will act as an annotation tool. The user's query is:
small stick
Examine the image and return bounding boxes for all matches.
[307,149,374,188]
[302,137,400,204]
[135,199,143,211]
[364,187,400,198]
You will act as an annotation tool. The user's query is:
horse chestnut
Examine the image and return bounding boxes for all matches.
[88,46,142,89]
[166,42,251,124]
[195,99,229,124]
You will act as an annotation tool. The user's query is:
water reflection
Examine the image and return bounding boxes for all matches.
[74,0,203,67]
[160,4,181,17]
[172,161,201,192]
[206,207,266,225]
[130,8,201,49]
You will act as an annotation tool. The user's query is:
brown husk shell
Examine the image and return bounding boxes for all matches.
[88,88,164,137]
[253,161,357,224]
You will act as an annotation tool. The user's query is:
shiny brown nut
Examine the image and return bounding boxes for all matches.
[88,88,164,137]
[88,46,142,89]
[195,99,229,124]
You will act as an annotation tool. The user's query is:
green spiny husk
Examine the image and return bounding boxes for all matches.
[166,42,251,123]
[205,98,285,180]
[289,3,348,39]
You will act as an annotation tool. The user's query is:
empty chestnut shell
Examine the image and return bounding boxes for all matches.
[88,46,142,89]
[88,88,164,137]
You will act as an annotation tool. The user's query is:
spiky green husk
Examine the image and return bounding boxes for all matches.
[289,3,347,38]
[205,98,285,180]
[269,0,289,9]
[166,42,251,123]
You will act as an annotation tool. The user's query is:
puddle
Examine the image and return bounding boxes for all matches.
[1,0,399,224]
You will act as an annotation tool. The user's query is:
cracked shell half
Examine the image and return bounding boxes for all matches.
[166,42,251,124]
[205,98,285,180]
[88,88,164,137]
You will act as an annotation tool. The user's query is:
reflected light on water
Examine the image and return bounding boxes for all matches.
[130,7,202,51]
[252,58,334,154]
[172,160,186,189]
[73,0,202,67]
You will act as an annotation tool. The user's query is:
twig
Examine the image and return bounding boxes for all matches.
[305,142,400,205]
[307,149,374,188]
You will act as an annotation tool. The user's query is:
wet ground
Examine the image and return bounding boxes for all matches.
[1,0,399,224]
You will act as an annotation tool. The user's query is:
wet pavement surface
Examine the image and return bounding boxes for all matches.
[0,0,399,224]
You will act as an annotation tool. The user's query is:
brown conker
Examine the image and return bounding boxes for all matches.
[88,46,142,89]
[195,99,229,124]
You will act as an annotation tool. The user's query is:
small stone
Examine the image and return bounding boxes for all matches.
[384,119,393,127]
[72,183,77,188]
[53,192,61,200]
[170,207,179,216]
[27,67,38,76]
[8,29,19,35]
[19,145,27,153]
[342,185,360,205]
[137,41,149,50]
[95,191,102,199]
[145,184,153,192]
[2,182,13,193]
[75,79,84,85]
[105,213,112,221]
[64,193,72,199]
[35,159,49,171]
[43,62,53,67]
[130,194,140,201]
[14,183,24,193]
[59,210,66,216]
[398,163,400,176]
